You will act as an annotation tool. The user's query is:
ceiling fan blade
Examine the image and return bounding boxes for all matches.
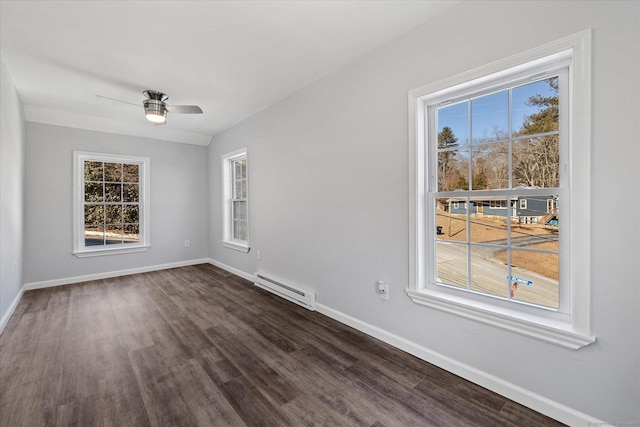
[96,94,140,107]
[166,105,203,114]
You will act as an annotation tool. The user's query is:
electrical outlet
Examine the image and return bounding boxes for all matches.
[377,280,389,301]
[256,250,262,261]
[381,284,389,301]
[184,240,190,248]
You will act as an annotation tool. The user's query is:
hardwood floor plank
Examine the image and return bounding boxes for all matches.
[168,359,246,426]
[291,344,442,426]
[219,376,291,426]
[0,263,565,426]
[204,324,301,405]
[280,393,358,427]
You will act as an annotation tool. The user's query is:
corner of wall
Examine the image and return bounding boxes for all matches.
[0,56,27,331]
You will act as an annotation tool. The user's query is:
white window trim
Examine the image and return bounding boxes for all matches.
[520,199,528,210]
[73,151,150,258]
[407,30,594,350]
[221,148,250,253]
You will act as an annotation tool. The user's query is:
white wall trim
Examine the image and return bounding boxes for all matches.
[315,303,604,427]
[206,258,254,282]
[0,285,25,334]
[24,259,210,291]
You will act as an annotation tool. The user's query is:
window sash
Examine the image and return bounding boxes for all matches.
[425,67,568,314]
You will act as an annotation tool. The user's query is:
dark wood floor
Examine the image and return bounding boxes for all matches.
[0,264,563,426]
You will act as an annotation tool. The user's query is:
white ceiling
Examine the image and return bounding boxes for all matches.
[1,1,460,145]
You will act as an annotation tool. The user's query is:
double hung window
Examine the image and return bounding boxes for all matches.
[73,152,150,257]
[222,148,249,252]
[407,31,594,349]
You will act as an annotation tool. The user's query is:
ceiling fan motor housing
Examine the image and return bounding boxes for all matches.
[143,92,168,123]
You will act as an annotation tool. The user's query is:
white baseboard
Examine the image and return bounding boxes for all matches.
[0,284,25,335]
[206,258,254,282]
[315,303,603,427]
[24,258,211,291]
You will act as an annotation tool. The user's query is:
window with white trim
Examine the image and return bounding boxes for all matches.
[222,148,249,252]
[73,152,150,257]
[519,199,528,209]
[407,31,595,349]
[489,200,507,209]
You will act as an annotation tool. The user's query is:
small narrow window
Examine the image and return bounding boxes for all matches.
[222,148,249,252]
[520,199,528,210]
[73,152,150,257]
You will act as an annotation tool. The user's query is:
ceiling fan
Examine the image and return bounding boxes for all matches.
[97,90,203,125]
[142,90,202,125]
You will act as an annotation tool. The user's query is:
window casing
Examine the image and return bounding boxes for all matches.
[519,199,528,209]
[407,31,594,349]
[73,152,150,257]
[222,148,249,252]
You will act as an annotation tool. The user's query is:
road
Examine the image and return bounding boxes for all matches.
[436,242,559,308]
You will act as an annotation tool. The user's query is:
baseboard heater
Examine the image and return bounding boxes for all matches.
[253,273,316,311]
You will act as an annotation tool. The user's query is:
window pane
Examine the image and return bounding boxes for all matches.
[509,250,559,309]
[84,205,104,224]
[436,198,467,242]
[513,77,559,136]
[84,182,103,202]
[123,164,139,183]
[233,219,247,241]
[104,162,122,182]
[512,136,559,188]
[104,183,122,202]
[472,143,509,191]
[438,149,469,192]
[438,101,469,146]
[470,199,509,244]
[471,90,508,143]
[234,180,244,199]
[84,224,104,246]
[105,205,122,224]
[436,242,467,288]
[123,205,139,224]
[234,159,246,179]
[240,179,247,199]
[470,245,508,298]
[233,200,247,220]
[105,225,123,245]
[123,224,140,244]
[123,184,139,202]
[84,161,103,181]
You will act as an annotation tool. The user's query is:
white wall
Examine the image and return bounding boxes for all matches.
[209,1,640,422]
[0,56,26,329]
[24,123,210,284]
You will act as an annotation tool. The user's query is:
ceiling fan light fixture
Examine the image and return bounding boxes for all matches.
[143,99,167,124]
[145,110,167,124]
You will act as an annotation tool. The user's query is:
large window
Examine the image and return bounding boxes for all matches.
[73,152,150,257]
[222,148,249,252]
[407,31,594,349]
[433,73,563,309]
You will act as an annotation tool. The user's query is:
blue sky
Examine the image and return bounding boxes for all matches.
[437,78,557,146]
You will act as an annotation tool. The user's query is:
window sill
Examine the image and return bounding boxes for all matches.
[73,245,150,258]
[405,288,595,350]
[222,240,250,253]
